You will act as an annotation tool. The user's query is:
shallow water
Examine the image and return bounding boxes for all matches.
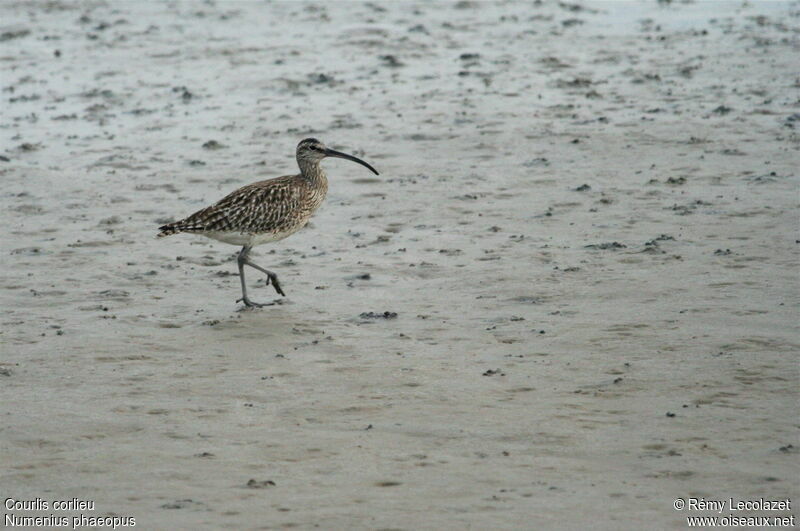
[2,1,798,529]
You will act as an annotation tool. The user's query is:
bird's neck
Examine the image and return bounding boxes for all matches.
[298,159,327,188]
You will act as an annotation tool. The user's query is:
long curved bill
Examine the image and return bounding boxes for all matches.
[324,148,379,176]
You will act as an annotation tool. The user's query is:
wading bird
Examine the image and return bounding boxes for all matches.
[158,138,379,307]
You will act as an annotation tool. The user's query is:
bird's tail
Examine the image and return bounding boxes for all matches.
[157,222,182,238]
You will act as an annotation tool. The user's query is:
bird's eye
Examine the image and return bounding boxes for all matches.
[309,146,318,151]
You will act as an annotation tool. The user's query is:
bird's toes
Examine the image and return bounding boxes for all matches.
[237,297,261,308]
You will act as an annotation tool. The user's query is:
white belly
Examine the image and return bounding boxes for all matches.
[202,227,302,247]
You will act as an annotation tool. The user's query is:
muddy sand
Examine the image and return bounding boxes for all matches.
[1,1,798,529]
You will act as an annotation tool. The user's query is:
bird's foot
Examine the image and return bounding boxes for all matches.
[236,296,277,309]
[267,274,286,297]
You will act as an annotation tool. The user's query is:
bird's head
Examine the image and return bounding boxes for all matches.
[296,138,379,175]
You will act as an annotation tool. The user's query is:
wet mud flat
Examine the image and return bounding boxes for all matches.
[1,1,799,529]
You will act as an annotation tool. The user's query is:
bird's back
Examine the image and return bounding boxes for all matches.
[158,173,327,240]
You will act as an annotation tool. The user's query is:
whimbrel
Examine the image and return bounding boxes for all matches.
[158,138,379,307]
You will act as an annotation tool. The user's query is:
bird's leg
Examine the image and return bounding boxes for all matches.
[242,254,286,297]
[235,246,274,307]
[235,246,285,307]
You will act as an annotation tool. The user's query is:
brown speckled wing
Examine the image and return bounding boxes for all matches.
[160,176,308,236]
